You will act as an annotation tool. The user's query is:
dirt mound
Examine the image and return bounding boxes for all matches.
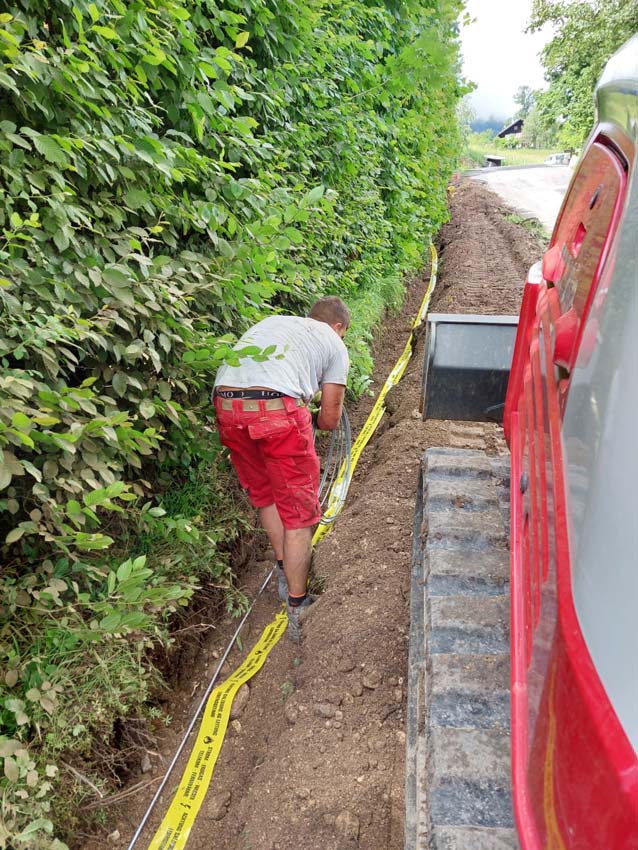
[436,179,546,315]
[81,179,545,850]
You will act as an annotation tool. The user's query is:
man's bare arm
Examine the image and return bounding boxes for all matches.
[317,383,346,430]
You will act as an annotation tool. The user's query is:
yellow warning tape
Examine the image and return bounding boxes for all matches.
[312,243,438,546]
[146,611,288,850]
[143,244,438,850]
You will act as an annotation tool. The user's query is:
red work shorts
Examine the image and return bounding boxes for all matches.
[214,395,321,530]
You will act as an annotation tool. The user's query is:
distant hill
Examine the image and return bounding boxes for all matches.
[471,117,508,136]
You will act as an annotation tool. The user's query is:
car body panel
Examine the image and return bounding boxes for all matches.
[506,34,638,850]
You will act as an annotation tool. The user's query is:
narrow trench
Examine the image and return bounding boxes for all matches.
[80,179,544,850]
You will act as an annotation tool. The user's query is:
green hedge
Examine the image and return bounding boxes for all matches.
[0,1,465,845]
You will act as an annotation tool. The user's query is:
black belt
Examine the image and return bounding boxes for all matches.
[215,389,284,400]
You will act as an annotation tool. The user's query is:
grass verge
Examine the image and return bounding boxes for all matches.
[465,145,562,168]
[504,212,550,244]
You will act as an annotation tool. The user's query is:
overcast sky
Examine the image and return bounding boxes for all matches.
[460,0,552,120]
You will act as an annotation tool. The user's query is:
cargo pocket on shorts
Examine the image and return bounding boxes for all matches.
[247,416,293,441]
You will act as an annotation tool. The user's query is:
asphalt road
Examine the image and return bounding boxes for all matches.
[470,164,573,233]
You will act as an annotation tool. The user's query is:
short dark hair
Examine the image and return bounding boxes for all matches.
[309,296,350,327]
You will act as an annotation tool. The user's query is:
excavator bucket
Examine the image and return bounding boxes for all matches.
[421,314,519,423]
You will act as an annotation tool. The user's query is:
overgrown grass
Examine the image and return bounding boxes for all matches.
[504,212,550,244]
[465,145,562,168]
[345,272,407,397]
[0,450,250,846]
[129,455,252,602]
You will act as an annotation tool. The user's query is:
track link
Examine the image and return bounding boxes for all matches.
[406,447,519,850]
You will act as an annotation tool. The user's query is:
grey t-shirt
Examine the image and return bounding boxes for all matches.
[214,316,349,402]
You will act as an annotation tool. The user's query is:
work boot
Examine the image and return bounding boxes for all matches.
[286,595,315,643]
[276,564,288,602]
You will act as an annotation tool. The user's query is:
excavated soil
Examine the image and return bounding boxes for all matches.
[81,179,545,850]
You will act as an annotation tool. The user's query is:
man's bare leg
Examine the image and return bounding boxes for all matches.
[283,526,313,595]
[258,504,284,561]
[283,526,314,641]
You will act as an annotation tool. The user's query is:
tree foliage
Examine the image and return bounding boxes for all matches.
[521,102,558,149]
[513,85,535,119]
[0,0,465,845]
[529,0,638,148]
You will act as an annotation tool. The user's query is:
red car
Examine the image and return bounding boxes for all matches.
[505,33,638,850]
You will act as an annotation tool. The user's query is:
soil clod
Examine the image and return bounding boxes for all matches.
[362,671,382,690]
[208,791,232,821]
[229,684,250,720]
[335,810,360,841]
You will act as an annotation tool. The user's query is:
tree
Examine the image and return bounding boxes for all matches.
[529,0,638,148]
[513,85,535,119]
[457,95,477,151]
[521,104,558,149]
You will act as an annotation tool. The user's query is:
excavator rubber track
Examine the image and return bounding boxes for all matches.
[406,446,519,850]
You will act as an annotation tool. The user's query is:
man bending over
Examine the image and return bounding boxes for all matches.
[213,296,350,641]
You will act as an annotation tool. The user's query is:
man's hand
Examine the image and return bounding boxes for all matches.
[316,383,346,430]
